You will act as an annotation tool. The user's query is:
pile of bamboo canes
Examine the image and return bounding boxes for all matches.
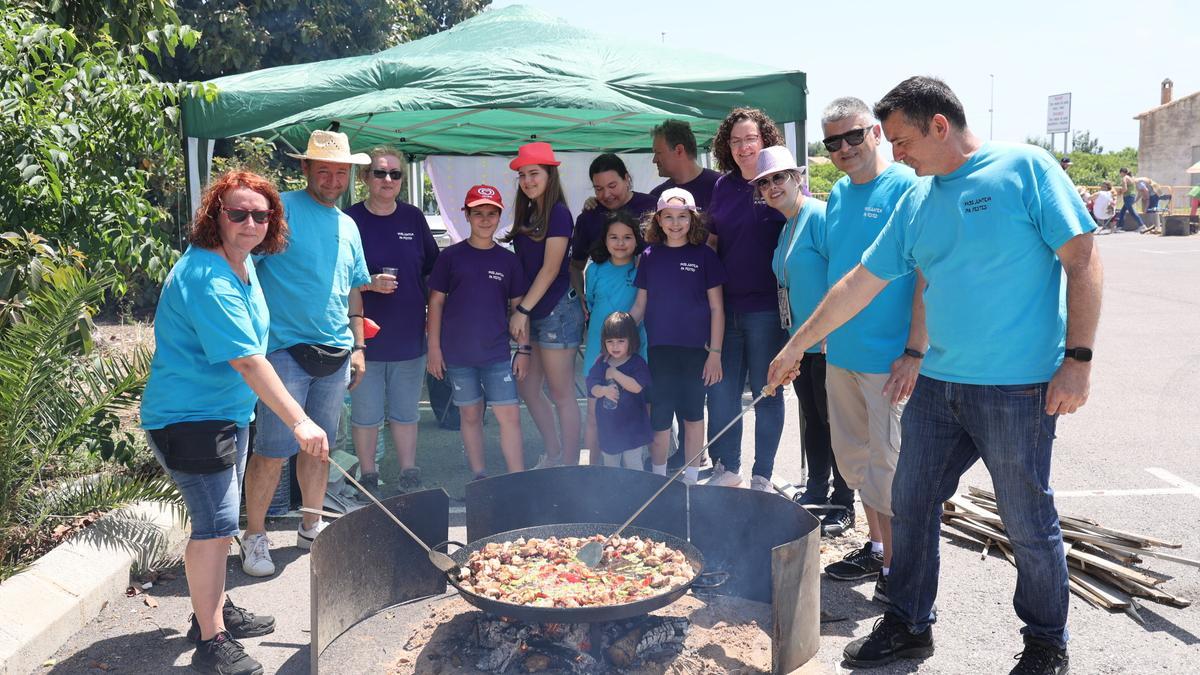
[942,487,1194,622]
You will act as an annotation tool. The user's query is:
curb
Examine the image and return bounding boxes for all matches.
[0,502,189,674]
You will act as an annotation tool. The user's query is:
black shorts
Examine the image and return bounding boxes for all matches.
[647,345,708,431]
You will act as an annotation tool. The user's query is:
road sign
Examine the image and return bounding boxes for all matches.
[1047,93,1071,134]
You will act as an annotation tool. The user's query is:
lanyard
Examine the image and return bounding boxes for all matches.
[776,195,804,289]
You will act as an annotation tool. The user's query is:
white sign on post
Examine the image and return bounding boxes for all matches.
[1047,93,1071,134]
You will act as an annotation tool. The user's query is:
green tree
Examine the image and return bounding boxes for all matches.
[1071,130,1103,155]
[808,162,846,196]
[156,0,492,82]
[1024,135,1055,153]
[16,0,181,46]
[0,7,210,296]
[807,140,829,158]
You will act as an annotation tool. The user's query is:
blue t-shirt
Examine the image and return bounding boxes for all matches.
[824,164,919,373]
[862,142,1096,385]
[583,259,648,369]
[256,190,371,352]
[771,198,828,353]
[141,247,269,429]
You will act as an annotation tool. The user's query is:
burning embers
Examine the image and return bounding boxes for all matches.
[473,615,690,673]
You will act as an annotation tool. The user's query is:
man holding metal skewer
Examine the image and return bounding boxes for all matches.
[766,77,1102,675]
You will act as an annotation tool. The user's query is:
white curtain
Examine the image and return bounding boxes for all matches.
[426,152,661,242]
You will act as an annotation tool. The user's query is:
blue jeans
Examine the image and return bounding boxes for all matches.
[705,310,787,478]
[1116,194,1144,229]
[147,427,249,540]
[254,349,350,459]
[889,376,1069,647]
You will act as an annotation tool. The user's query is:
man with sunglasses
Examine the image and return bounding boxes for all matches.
[815,99,924,613]
[768,77,1101,675]
[239,130,373,578]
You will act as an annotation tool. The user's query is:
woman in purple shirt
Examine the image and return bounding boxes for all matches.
[504,142,584,468]
[704,108,789,491]
[345,147,439,498]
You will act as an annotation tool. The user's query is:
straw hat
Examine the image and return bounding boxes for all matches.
[286,130,371,165]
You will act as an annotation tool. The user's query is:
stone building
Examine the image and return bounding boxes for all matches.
[1134,79,1200,190]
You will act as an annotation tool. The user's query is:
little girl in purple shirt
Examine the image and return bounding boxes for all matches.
[585,312,652,470]
[630,188,727,484]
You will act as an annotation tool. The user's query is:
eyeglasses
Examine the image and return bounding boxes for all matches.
[371,169,404,180]
[219,204,272,224]
[822,127,873,152]
[754,173,791,190]
[729,134,762,149]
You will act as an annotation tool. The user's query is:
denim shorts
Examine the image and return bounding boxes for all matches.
[254,349,349,459]
[530,289,584,349]
[147,427,248,540]
[445,360,519,407]
[350,355,426,426]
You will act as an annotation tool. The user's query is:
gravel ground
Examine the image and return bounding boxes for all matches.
[44,232,1200,673]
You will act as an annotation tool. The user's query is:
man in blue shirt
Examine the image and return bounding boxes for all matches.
[816,98,925,606]
[240,130,373,578]
[768,77,1101,675]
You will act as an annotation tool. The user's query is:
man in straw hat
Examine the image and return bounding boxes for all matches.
[240,129,373,578]
[814,98,924,610]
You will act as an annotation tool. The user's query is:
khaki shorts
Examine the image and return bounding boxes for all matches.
[825,365,905,516]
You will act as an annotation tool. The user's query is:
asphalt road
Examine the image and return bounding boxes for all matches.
[46,231,1200,674]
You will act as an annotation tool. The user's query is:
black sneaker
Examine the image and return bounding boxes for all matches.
[355,472,383,501]
[825,543,884,580]
[872,571,889,604]
[1010,638,1069,674]
[187,597,276,642]
[398,467,422,491]
[821,507,855,537]
[843,612,934,668]
[191,631,264,675]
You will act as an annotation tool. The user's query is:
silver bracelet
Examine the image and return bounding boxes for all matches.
[291,416,311,430]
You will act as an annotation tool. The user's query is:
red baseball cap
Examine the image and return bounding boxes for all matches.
[509,141,561,171]
[463,184,504,210]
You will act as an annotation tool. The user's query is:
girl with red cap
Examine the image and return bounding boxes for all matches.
[504,142,584,468]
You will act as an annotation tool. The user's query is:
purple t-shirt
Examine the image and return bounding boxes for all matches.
[512,201,573,319]
[571,192,657,262]
[585,354,653,454]
[707,172,786,314]
[634,243,726,349]
[649,168,722,211]
[345,201,439,362]
[427,241,527,367]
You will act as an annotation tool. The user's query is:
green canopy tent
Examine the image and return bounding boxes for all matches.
[180,4,807,212]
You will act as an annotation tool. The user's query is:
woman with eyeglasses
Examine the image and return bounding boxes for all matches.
[344,147,440,498]
[702,107,789,491]
[141,170,328,675]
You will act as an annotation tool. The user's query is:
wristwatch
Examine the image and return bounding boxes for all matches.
[352,344,367,353]
[515,304,531,316]
[903,347,925,359]
[1064,347,1092,362]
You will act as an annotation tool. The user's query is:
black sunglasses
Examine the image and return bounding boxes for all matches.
[371,169,404,180]
[822,127,872,152]
[219,204,272,224]
[754,173,791,190]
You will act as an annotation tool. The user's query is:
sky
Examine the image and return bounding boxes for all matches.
[492,0,1195,153]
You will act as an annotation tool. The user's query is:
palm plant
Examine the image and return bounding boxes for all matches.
[0,255,180,580]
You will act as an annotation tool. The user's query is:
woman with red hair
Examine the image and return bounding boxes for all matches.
[141,170,328,675]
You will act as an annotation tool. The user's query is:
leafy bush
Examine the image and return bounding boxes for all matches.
[0,234,177,580]
[0,7,209,298]
[808,162,846,197]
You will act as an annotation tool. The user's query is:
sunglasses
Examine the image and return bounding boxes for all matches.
[371,169,404,180]
[754,173,791,190]
[219,204,272,224]
[822,127,872,152]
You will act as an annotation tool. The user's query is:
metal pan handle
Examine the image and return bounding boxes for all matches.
[434,540,467,579]
[690,570,729,589]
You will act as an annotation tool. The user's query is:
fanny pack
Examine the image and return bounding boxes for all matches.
[287,343,351,377]
[149,420,239,475]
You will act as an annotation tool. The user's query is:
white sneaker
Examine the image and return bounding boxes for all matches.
[533,453,563,470]
[750,475,774,492]
[240,533,275,577]
[703,462,743,488]
[297,519,327,550]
